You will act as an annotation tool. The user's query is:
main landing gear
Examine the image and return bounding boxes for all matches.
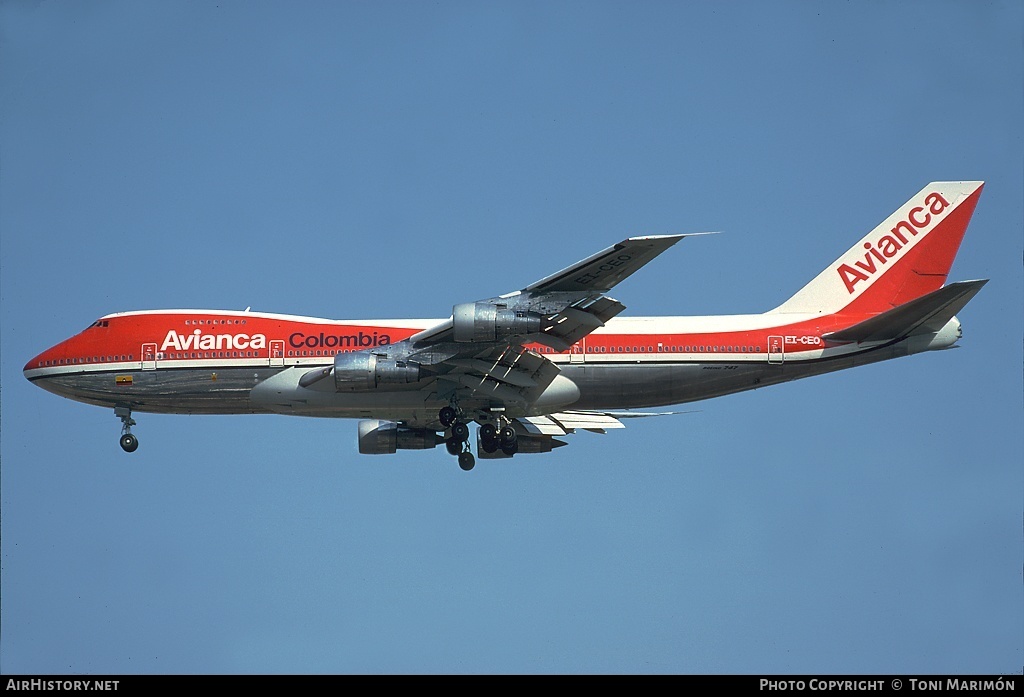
[439,405,521,471]
[440,404,475,471]
[115,405,138,453]
[479,419,518,456]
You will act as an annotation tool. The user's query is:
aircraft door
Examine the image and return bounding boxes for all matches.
[768,335,784,364]
[142,343,157,370]
[569,339,586,363]
[270,340,285,367]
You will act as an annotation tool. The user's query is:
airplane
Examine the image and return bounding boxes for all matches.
[24,181,987,471]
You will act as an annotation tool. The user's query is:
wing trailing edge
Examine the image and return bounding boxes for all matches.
[517,409,693,436]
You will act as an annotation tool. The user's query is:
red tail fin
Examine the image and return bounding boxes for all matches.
[771,182,984,316]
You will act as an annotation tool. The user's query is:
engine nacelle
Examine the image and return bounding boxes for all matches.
[452,302,543,343]
[358,420,443,454]
[334,352,421,391]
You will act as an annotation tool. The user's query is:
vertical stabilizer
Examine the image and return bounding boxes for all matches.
[770,181,984,315]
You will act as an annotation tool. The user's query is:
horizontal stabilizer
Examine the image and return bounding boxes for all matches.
[517,409,692,436]
[824,279,988,344]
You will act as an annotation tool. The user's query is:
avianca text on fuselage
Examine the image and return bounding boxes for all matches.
[158,329,395,353]
[836,190,950,294]
[161,329,267,352]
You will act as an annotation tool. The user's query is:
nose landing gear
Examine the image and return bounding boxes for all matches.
[119,433,139,452]
[115,406,138,453]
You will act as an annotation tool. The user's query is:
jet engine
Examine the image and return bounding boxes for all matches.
[357,420,443,454]
[452,302,543,343]
[333,353,421,391]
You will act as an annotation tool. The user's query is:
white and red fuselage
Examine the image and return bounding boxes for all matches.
[23,181,986,463]
[21,306,961,416]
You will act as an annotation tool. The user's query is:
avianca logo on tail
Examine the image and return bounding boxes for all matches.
[160,329,268,352]
[836,191,951,294]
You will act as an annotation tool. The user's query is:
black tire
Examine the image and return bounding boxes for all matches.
[479,423,497,440]
[481,437,499,454]
[451,422,469,441]
[458,451,475,471]
[439,406,457,427]
[445,437,462,456]
[119,433,139,453]
[501,441,518,456]
[499,425,517,443]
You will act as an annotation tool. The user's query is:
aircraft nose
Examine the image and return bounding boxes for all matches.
[24,342,61,378]
[25,351,45,375]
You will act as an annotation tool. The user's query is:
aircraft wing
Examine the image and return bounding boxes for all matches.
[409,234,686,351]
[522,234,686,293]
[517,409,693,435]
[364,234,690,425]
[433,342,565,410]
[296,234,689,424]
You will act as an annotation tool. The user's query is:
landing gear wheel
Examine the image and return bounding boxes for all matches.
[458,451,476,471]
[119,433,139,453]
[451,422,469,441]
[499,422,518,456]
[481,437,499,454]
[446,437,463,456]
[439,406,457,428]
[479,423,497,440]
[115,406,138,453]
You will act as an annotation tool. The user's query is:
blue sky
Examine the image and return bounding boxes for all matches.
[1,1,1021,675]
